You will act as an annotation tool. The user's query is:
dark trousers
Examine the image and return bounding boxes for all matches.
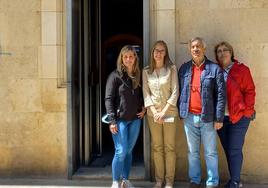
[217,116,250,184]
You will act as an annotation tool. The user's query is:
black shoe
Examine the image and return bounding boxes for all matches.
[189,182,201,188]
[206,186,218,188]
[224,181,239,188]
[223,181,230,188]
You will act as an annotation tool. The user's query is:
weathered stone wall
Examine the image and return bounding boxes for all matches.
[0,0,267,182]
[150,0,268,183]
[0,0,67,177]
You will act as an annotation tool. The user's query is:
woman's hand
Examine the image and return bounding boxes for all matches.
[154,117,164,124]
[150,106,165,124]
[153,103,170,123]
[137,107,146,119]
[109,124,118,134]
[154,111,166,121]
[153,110,166,124]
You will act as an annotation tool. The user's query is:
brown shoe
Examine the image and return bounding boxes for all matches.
[153,182,163,188]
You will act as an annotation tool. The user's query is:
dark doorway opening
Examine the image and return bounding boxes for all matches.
[90,0,144,168]
[70,0,144,178]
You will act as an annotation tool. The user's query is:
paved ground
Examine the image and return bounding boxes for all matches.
[0,179,267,188]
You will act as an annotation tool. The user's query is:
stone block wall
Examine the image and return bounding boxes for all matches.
[150,0,268,183]
[0,0,67,177]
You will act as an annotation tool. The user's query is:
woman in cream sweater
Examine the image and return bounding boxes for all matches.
[142,40,179,188]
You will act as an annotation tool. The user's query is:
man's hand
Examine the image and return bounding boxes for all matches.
[214,122,223,130]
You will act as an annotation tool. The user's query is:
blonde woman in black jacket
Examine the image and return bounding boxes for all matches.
[105,45,146,188]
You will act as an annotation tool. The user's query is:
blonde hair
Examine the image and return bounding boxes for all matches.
[148,40,174,74]
[116,45,141,89]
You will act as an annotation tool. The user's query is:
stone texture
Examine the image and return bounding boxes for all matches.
[0,112,67,177]
[155,10,176,45]
[0,0,67,177]
[176,0,210,9]
[0,112,39,147]
[239,9,268,43]
[0,78,13,113]
[6,145,66,177]
[166,42,176,63]
[209,0,268,9]
[254,78,268,114]
[249,0,268,8]
[171,0,268,183]
[0,0,40,13]
[41,12,61,45]
[255,44,268,77]
[0,10,40,47]
[8,79,42,112]
[36,112,67,146]
[0,46,39,79]
[175,43,191,66]
[41,79,67,112]
[209,0,251,9]
[176,9,242,44]
[0,0,267,181]
[41,0,63,12]
[174,120,188,180]
[0,146,12,176]
[39,46,57,79]
[155,0,175,10]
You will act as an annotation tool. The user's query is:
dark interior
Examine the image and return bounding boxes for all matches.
[91,0,144,167]
[71,0,144,169]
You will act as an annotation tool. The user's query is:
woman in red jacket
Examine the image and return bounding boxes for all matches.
[214,41,256,188]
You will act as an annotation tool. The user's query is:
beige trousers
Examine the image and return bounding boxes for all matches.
[147,116,178,184]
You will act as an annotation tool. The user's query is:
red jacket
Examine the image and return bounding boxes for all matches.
[225,60,256,124]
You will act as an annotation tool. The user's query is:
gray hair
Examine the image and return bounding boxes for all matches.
[188,37,207,49]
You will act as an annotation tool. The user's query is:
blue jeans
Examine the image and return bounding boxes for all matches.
[111,119,141,181]
[217,116,250,185]
[184,113,219,186]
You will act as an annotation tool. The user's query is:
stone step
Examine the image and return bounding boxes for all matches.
[72,166,145,180]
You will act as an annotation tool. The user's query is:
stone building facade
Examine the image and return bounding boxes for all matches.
[0,0,267,183]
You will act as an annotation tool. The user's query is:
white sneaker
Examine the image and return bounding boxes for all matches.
[111,181,120,188]
[164,186,173,188]
[121,180,135,188]
[153,182,163,188]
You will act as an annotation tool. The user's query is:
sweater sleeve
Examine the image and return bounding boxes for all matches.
[105,72,118,124]
[142,69,154,108]
[241,66,256,117]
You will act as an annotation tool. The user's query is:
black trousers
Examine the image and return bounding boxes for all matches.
[217,116,250,184]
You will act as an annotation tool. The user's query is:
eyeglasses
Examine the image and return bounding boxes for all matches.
[217,49,230,54]
[154,49,165,54]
